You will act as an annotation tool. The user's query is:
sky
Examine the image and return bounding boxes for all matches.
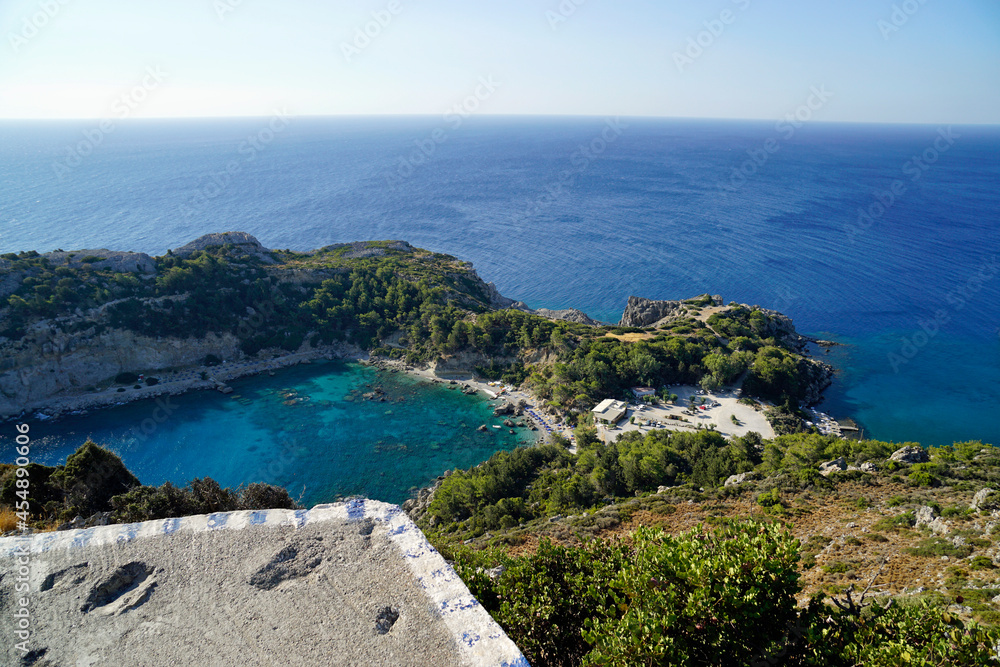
[0,0,998,124]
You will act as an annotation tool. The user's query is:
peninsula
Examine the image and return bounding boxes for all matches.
[0,232,833,438]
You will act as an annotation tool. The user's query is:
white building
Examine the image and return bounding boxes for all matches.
[592,399,627,424]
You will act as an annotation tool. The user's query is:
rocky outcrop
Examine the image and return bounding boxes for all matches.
[536,308,602,326]
[510,302,602,325]
[1,249,157,300]
[618,296,690,328]
[890,445,930,464]
[724,472,759,487]
[171,231,275,263]
[402,471,452,522]
[819,458,847,476]
[971,488,1000,513]
[321,240,415,260]
[799,358,836,406]
[915,505,951,533]
[493,401,515,417]
[483,282,515,309]
[42,249,157,275]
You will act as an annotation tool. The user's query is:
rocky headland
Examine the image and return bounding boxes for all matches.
[1,231,836,424]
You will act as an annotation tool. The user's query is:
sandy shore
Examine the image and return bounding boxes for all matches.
[371,359,565,446]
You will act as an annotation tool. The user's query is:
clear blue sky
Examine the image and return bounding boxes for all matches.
[1,0,997,123]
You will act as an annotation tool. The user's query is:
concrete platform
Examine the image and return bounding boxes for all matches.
[0,500,528,666]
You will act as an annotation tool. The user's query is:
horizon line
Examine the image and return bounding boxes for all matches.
[0,113,998,128]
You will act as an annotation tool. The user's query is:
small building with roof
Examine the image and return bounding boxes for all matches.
[592,399,627,424]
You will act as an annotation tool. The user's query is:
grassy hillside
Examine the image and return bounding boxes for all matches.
[416,431,1000,665]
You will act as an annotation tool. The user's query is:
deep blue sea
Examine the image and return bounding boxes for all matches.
[2,116,999,489]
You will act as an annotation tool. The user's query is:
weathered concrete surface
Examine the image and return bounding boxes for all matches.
[0,500,528,667]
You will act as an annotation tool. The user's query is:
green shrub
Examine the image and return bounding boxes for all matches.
[794,598,1000,666]
[455,539,624,667]
[908,462,940,487]
[823,561,850,574]
[970,555,996,570]
[873,512,915,532]
[905,537,973,559]
[110,478,298,523]
[458,521,801,667]
[583,521,801,666]
[757,487,782,508]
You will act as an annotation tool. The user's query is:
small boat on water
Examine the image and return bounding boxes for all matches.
[492,425,501,429]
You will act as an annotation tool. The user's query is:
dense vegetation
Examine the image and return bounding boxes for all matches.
[0,441,297,527]
[0,243,501,355]
[2,238,826,413]
[423,432,1000,665]
[424,428,763,536]
[455,521,999,666]
[419,428,924,539]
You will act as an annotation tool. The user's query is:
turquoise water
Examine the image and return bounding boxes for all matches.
[21,361,533,506]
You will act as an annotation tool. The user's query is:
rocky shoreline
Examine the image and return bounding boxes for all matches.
[0,341,366,424]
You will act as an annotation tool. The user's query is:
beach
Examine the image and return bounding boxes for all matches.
[376,360,567,447]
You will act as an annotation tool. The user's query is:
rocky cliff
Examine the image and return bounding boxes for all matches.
[0,324,241,417]
[0,232,517,418]
[618,296,691,328]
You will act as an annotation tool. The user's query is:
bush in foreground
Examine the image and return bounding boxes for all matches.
[0,441,298,527]
[455,519,999,667]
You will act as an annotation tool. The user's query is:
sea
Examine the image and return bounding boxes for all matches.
[1,116,998,501]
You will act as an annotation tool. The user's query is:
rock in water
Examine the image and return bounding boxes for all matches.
[493,402,515,416]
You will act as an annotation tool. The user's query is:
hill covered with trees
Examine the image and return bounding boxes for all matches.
[1,232,831,426]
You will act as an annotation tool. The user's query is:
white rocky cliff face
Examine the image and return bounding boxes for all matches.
[0,326,241,417]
